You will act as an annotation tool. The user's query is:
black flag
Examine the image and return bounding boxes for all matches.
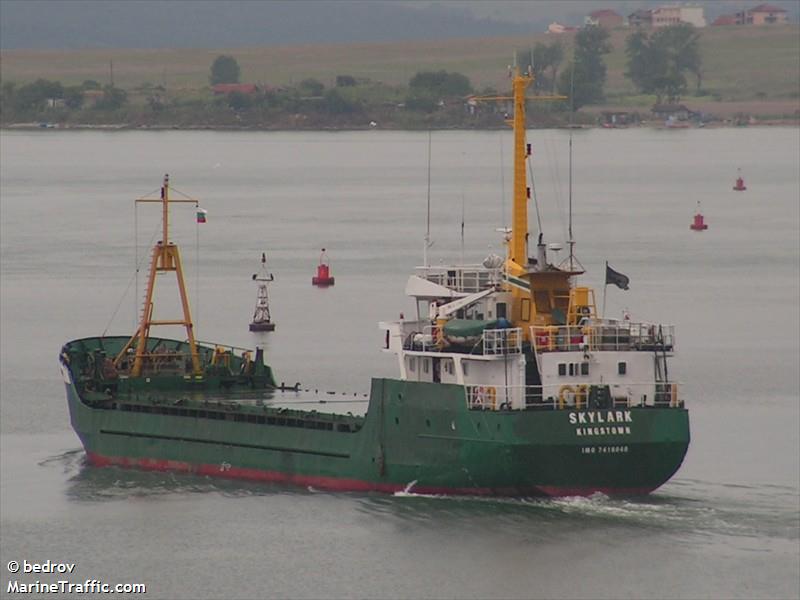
[605,263,630,290]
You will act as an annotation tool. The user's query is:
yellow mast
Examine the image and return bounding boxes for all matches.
[474,68,563,269]
[509,70,532,268]
[114,174,202,377]
[473,67,570,334]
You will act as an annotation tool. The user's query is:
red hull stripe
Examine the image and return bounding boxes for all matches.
[85,452,655,497]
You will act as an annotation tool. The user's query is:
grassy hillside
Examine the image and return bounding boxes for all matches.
[1,25,798,104]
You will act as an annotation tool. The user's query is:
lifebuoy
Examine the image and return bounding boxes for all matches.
[558,385,575,409]
[575,384,588,409]
[558,384,588,409]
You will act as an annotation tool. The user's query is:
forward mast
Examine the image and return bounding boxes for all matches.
[114,174,202,376]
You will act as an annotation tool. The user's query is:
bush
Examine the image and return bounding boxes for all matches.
[405,94,438,113]
[227,91,252,111]
[14,79,63,112]
[94,86,127,111]
[409,71,472,97]
[336,75,357,87]
[298,78,325,97]
[322,89,360,114]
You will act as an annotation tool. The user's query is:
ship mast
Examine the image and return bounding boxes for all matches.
[115,174,202,376]
[474,68,563,269]
[510,70,532,267]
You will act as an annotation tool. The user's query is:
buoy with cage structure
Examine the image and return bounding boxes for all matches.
[249,253,276,331]
[312,248,335,287]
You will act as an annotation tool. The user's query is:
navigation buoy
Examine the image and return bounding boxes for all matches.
[250,253,276,331]
[312,248,335,287]
[690,202,708,231]
[733,169,747,191]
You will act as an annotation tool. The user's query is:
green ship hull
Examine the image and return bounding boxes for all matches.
[61,336,689,496]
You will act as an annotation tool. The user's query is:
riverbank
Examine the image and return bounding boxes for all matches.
[2,25,798,133]
[4,103,796,132]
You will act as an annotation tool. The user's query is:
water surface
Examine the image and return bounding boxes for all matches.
[1,128,798,599]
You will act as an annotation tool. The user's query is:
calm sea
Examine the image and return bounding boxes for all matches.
[1,128,798,600]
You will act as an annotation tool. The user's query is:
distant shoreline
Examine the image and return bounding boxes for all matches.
[4,97,797,132]
[4,119,797,132]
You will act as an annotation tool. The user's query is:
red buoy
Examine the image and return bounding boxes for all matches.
[690,203,708,231]
[312,248,335,286]
[733,169,747,191]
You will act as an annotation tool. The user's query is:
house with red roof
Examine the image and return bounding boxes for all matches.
[736,4,788,25]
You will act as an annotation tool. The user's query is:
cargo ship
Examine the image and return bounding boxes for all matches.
[59,69,689,496]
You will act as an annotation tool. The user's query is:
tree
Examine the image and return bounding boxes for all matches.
[516,42,564,94]
[322,89,360,114]
[336,75,357,87]
[64,86,84,109]
[209,55,241,85]
[557,25,612,110]
[94,85,127,111]
[13,79,63,112]
[0,82,15,116]
[625,23,701,103]
[298,78,324,97]
[227,91,252,111]
[405,95,438,113]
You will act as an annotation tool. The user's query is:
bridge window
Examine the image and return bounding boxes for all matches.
[409,357,416,372]
[568,363,575,376]
[618,361,627,375]
[558,363,566,376]
[423,359,429,374]
[581,362,589,376]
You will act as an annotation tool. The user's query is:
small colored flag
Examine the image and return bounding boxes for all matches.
[605,263,629,290]
[196,208,207,224]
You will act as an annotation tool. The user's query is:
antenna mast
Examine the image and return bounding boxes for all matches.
[568,55,576,270]
[424,130,433,267]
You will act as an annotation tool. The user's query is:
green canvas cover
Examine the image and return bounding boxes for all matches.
[443,319,499,338]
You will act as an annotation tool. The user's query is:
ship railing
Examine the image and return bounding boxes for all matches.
[405,325,522,355]
[483,328,522,355]
[464,381,682,411]
[414,265,499,293]
[195,340,255,357]
[530,321,675,353]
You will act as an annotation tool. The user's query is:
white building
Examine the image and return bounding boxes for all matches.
[652,4,706,28]
[677,5,706,27]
